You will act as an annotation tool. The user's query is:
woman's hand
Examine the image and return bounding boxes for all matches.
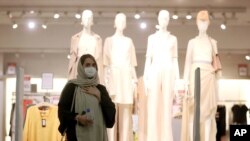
[82,86,101,101]
[75,114,93,126]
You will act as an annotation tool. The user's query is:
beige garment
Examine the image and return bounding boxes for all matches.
[68,31,104,83]
[103,36,137,104]
[137,77,147,141]
[107,104,133,141]
[144,31,179,141]
[182,36,219,141]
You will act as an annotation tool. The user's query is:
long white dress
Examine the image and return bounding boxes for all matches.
[181,36,218,141]
[144,31,179,141]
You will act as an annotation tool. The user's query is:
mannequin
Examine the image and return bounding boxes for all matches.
[181,10,219,141]
[68,9,103,83]
[103,13,137,141]
[143,10,179,141]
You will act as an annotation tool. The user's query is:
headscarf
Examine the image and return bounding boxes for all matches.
[68,54,107,141]
[68,54,99,87]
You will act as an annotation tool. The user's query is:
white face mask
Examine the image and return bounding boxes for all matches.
[84,67,96,78]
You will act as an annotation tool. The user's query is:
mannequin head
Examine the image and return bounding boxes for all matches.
[81,10,93,28]
[114,13,126,30]
[158,10,170,28]
[196,10,210,32]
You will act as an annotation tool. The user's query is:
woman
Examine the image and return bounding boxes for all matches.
[58,54,115,141]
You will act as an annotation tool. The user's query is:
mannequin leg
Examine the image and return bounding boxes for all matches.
[205,118,211,141]
[161,69,174,141]
[146,75,160,141]
[189,113,194,141]
[118,104,133,141]
[107,103,118,141]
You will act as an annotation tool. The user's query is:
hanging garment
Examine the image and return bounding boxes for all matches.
[23,105,61,141]
[216,105,226,141]
[231,104,248,124]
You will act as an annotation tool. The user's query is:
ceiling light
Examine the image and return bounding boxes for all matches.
[28,21,36,29]
[75,13,81,19]
[220,23,226,30]
[172,11,178,20]
[245,55,250,61]
[67,55,70,59]
[172,15,178,20]
[42,24,47,29]
[134,14,141,19]
[54,13,60,19]
[30,10,35,14]
[12,23,18,29]
[220,21,227,30]
[186,14,192,20]
[140,22,147,29]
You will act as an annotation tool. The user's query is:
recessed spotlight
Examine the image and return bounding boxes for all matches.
[28,21,36,29]
[12,23,18,29]
[245,55,250,60]
[54,13,60,19]
[67,55,70,59]
[186,14,192,20]
[30,10,35,14]
[140,22,147,29]
[75,13,81,19]
[172,15,178,20]
[134,14,141,19]
[42,24,47,29]
[220,23,226,30]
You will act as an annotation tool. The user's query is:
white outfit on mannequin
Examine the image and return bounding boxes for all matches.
[143,10,179,141]
[103,13,137,141]
[181,12,218,141]
[68,10,103,83]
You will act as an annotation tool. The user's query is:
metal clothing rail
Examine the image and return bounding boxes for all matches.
[194,68,201,141]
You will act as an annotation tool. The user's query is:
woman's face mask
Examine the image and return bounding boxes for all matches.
[84,67,96,78]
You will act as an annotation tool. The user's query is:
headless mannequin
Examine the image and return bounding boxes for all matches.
[182,10,217,141]
[68,10,103,83]
[144,10,179,141]
[104,13,137,141]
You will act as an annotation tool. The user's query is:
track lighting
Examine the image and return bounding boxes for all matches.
[172,11,178,20]
[186,12,192,20]
[12,22,18,29]
[53,13,60,19]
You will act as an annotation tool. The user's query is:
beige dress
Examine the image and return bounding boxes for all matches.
[144,31,179,141]
[68,31,103,83]
[182,36,218,141]
[103,35,137,104]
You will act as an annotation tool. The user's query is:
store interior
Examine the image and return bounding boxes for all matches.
[0,0,250,141]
